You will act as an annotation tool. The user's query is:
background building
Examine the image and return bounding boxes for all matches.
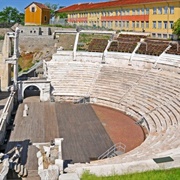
[25,2,50,25]
[56,0,180,38]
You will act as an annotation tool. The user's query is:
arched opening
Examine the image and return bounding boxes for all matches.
[23,85,40,100]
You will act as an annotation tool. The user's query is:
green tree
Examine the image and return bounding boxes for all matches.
[45,3,59,18]
[18,13,25,24]
[57,12,67,19]
[172,18,180,37]
[0,6,20,23]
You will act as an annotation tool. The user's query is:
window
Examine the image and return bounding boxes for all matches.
[132,21,135,28]
[115,21,118,27]
[164,6,168,14]
[169,34,173,39]
[157,34,161,38]
[163,21,168,29]
[153,21,156,29]
[135,9,138,15]
[170,6,174,14]
[125,9,129,15]
[126,21,129,28]
[146,8,149,15]
[141,8,145,15]
[136,21,139,28]
[146,21,149,28]
[141,21,144,28]
[137,9,140,15]
[123,21,125,28]
[163,34,167,39]
[108,21,112,28]
[102,21,106,27]
[158,21,162,29]
[31,7,35,12]
[169,21,174,29]
[119,21,122,27]
[103,11,106,16]
[158,7,162,14]
[44,16,47,22]
[152,33,156,38]
[153,7,156,14]
[120,10,124,15]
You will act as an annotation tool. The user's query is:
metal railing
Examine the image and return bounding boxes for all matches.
[98,142,126,160]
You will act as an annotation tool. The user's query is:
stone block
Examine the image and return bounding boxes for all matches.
[38,156,43,166]
[36,151,42,158]
[59,173,80,180]
[54,138,63,146]
[55,159,64,173]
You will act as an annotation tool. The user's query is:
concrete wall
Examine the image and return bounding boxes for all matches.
[0,92,15,144]
[19,26,51,36]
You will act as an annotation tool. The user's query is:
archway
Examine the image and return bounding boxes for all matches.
[23,85,40,100]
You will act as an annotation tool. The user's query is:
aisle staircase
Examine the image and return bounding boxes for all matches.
[98,142,126,160]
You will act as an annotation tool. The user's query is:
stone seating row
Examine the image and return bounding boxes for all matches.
[91,67,179,134]
[166,42,180,55]
[136,42,168,56]
[48,62,179,135]
[47,62,101,96]
[90,66,145,103]
[88,39,108,53]
[47,61,180,176]
[156,53,180,68]
[108,41,137,53]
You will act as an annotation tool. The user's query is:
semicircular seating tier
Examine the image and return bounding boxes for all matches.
[46,61,180,175]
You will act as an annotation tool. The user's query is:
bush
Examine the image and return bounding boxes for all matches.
[0,35,4,40]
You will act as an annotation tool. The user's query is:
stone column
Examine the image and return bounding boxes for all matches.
[13,27,20,90]
[73,32,80,61]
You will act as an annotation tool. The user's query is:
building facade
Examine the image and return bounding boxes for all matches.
[25,2,50,25]
[56,0,180,38]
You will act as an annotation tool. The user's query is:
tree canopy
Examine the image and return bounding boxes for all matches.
[172,18,180,37]
[45,3,59,18]
[0,7,24,24]
[57,12,67,19]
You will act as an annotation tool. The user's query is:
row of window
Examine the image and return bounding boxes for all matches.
[70,6,175,18]
[153,6,174,15]
[152,33,173,39]
[102,21,148,29]
[152,21,174,29]
[70,20,174,30]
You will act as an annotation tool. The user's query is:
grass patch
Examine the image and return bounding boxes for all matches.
[81,168,180,180]
[78,33,111,51]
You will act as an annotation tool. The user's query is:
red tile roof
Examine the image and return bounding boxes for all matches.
[25,2,50,10]
[57,0,174,13]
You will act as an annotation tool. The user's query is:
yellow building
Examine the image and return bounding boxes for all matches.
[25,2,50,25]
[56,0,180,38]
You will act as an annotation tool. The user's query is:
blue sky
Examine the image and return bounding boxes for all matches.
[0,0,103,12]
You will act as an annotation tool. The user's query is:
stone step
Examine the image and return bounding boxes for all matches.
[59,173,80,180]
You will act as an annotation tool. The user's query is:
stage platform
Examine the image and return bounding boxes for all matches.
[6,102,113,178]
